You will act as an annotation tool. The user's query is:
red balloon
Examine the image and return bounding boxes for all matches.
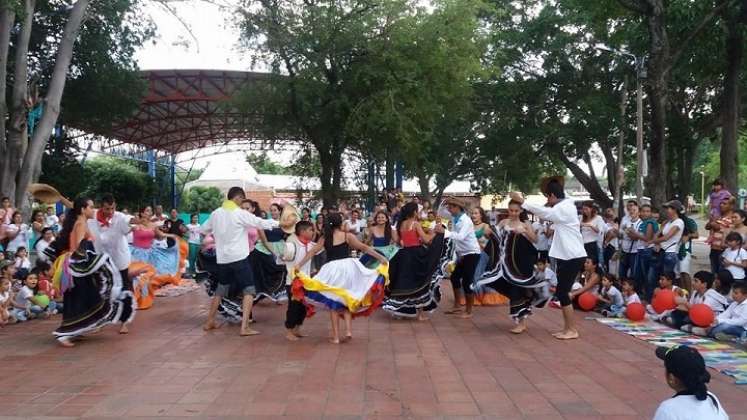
[689,303,715,327]
[626,302,646,321]
[652,289,677,314]
[577,292,597,311]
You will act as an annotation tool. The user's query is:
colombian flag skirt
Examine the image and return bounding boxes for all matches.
[291,258,389,318]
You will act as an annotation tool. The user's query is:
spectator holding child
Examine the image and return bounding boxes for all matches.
[4,211,29,256]
[13,247,30,272]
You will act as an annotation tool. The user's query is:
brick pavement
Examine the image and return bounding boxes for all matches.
[1,285,745,419]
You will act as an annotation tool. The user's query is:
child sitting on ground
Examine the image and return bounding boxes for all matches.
[13,246,31,272]
[536,257,557,305]
[9,272,48,322]
[721,232,747,280]
[668,271,722,331]
[570,257,601,302]
[648,272,686,320]
[0,277,12,325]
[598,273,624,317]
[282,221,315,342]
[710,282,747,343]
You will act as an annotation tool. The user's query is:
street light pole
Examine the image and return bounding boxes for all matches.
[700,170,706,216]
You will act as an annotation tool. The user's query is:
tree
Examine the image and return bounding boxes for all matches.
[246,152,290,175]
[80,156,155,211]
[182,186,223,214]
[0,0,152,208]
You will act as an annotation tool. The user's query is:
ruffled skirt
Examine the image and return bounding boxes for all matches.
[250,245,287,302]
[292,258,388,317]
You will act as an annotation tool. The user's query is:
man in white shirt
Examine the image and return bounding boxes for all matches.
[87,194,135,334]
[344,209,366,239]
[440,196,481,319]
[201,187,278,336]
[618,201,641,279]
[510,177,586,340]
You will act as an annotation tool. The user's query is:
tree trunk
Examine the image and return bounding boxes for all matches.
[16,0,90,206]
[599,140,617,196]
[720,8,743,195]
[557,152,613,208]
[0,6,14,182]
[1,0,34,202]
[677,142,697,201]
[415,165,432,202]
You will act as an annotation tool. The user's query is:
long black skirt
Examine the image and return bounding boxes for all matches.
[249,249,287,302]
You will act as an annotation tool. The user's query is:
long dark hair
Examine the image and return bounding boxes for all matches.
[250,200,262,217]
[324,212,344,250]
[57,197,91,253]
[474,206,488,225]
[374,211,392,243]
[397,202,419,236]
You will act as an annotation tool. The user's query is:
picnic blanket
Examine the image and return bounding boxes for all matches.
[595,317,747,385]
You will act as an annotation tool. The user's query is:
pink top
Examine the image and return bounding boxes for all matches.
[132,228,156,249]
[247,227,258,252]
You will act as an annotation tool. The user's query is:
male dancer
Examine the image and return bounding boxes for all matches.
[201,187,278,336]
[88,193,134,334]
[440,197,481,319]
[510,177,586,340]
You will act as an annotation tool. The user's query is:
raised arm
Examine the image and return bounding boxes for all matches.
[237,210,279,231]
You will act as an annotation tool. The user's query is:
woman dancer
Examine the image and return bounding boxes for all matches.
[130,206,182,282]
[293,213,388,343]
[384,203,445,320]
[45,197,135,347]
[250,202,288,302]
[471,207,508,306]
[360,211,399,268]
[313,213,326,271]
[474,201,539,333]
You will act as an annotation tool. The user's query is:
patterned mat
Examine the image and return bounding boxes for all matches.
[595,318,747,385]
[154,279,201,298]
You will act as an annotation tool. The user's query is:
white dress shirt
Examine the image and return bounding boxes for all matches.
[444,213,481,257]
[716,299,747,328]
[201,205,278,264]
[88,211,132,272]
[619,215,641,253]
[522,199,586,261]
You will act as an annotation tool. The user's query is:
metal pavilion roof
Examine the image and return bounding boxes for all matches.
[94,69,292,154]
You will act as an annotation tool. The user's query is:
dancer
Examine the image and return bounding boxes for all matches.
[130,206,181,280]
[250,203,288,303]
[441,197,481,319]
[201,187,278,336]
[360,210,399,268]
[45,197,135,347]
[281,221,315,341]
[292,212,388,343]
[87,194,135,334]
[384,202,445,320]
[470,206,508,306]
[510,176,586,340]
[473,200,540,333]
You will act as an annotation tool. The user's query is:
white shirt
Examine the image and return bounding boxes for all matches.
[653,392,728,420]
[201,204,279,264]
[619,216,641,253]
[35,239,51,262]
[345,219,366,235]
[624,292,641,305]
[660,219,685,254]
[14,285,34,309]
[5,224,29,253]
[14,257,30,270]
[603,285,624,307]
[533,221,549,251]
[44,214,59,228]
[580,215,605,245]
[444,213,481,257]
[716,299,747,328]
[186,223,202,244]
[282,235,315,285]
[522,199,586,261]
[605,221,619,249]
[87,211,132,272]
[721,247,747,280]
[540,267,557,286]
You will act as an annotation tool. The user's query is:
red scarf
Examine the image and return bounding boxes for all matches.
[96,210,111,227]
[298,236,311,246]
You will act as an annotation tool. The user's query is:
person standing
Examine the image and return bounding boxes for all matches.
[441,197,481,319]
[619,201,641,279]
[200,187,278,336]
[88,194,135,334]
[510,177,586,340]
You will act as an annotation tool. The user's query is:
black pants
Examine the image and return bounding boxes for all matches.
[555,257,585,307]
[119,268,132,291]
[710,249,723,275]
[584,242,599,264]
[285,286,306,329]
[450,253,481,295]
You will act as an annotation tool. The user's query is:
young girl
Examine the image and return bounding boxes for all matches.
[13,247,31,272]
[293,212,388,344]
[620,277,641,307]
[598,274,624,317]
[569,257,601,304]
[10,273,46,322]
[0,277,12,325]
[647,272,686,320]
[721,232,747,280]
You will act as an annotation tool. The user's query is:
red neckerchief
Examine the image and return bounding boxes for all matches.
[298,236,311,246]
[96,210,111,227]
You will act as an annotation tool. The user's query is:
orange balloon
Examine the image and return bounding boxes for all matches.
[626,302,646,321]
[689,303,715,327]
[577,292,598,311]
[652,289,677,314]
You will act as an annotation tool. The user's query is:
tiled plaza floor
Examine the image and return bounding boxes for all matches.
[1,284,745,419]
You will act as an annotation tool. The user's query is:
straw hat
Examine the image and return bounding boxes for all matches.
[27,183,72,208]
[279,204,299,234]
[539,176,565,196]
[442,196,468,210]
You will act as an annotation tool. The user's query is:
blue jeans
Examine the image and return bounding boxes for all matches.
[659,253,679,277]
[636,248,657,301]
[619,252,637,279]
[710,323,747,340]
[12,305,44,322]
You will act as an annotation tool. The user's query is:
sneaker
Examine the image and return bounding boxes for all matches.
[601,310,609,317]
[691,327,708,336]
[680,324,693,333]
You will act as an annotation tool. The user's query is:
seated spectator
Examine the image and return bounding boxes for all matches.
[9,272,49,322]
[0,277,12,325]
[653,345,729,420]
[709,282,747,343]
[671,271,723,332]
[570,257,601,303]
[13,247,30,272]
[44,206,59,229]
[34,228,55,263]
[597,273,624,317]
[648,272,686,321]
[619,277,641,316]
[721,232,747,280]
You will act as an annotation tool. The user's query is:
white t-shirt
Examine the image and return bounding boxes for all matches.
[660,219,685,254]
[533,221,549,251]
[14,257,30,270]
[619,216,641,253]
[624,292,641,305]
[653,392,728,420]
[186,223,202,244]
[605,221,619,249]
[5,223,29,253]
[538,267,557,286]
[345,219,366,235]
[603,285,624,307]
[721,247,747,280]
[581,215,606,245]
[44,214,59,228]
[0,290,9,306]
[13,285,34,309]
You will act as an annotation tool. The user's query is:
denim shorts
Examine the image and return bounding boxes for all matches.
[216,258,256,297]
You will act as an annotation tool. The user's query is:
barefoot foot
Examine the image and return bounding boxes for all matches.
[458,312,473,319]
[285,330,300,341]
[554,330,579,340]
[510,322,527,334]
[119,324,129,334]
[329,337,340,344]
[58,338,75,348]
[203,321,221,331]
[239,328,261,336]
